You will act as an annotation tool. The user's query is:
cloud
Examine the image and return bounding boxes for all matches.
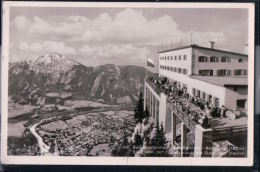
[11,8,240,65]
[78,44,149,66]
[12,8,225,47]
[13,15,31,30]
[19,42,42,52]
[18,41,76,55]
[43,41,76,54]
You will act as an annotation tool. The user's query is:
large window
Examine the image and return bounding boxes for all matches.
[208,94,212,103]
[210,56,219,62]
[236,99,246,108]
[174,67,177,72]
[214,97,220,107]
[217,69,232,76]
[196,90,201,97]
[199,70,213,76]
[202,92,206,100]
[192,88,196,96]
[182,69,188,75]
[234,69,243,76]
[234,69,247,76]
[178,68,182,73]
[198,56,208,62]
[243,70,247,76]
[174,56,177,60]
[183,55,187,60]
[171,56,173,60]
[221,56,230,62]
[178,55,182,60]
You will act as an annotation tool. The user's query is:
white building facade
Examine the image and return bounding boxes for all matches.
[144,44,248,157]
[158,45,248,110]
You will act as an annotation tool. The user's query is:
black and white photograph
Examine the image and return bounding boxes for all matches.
[1,1,255,165]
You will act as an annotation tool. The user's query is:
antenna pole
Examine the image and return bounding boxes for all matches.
[190,32,193,45]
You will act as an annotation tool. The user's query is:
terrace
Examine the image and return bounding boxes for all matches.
[146,76,247,132]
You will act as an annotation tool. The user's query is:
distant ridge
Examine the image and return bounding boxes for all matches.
[9,53,146,106]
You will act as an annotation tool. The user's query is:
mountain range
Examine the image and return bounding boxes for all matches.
[9,53,146,106]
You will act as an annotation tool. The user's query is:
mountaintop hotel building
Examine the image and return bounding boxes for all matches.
[144,43,248,157]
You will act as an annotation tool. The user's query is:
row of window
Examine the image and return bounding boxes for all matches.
[160,55,187,61]
[160,55,244,63]
[198,56,244,63]
[198,69,247,76]
[192,88,220,107]
[160,65,188,75]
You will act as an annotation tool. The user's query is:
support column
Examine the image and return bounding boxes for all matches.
[150,91,152,118]
[153,96,156,119]
[172,114,177,145]
[144,84,146,110]
[151,95,154,118]
[154,98,157,121]
[181,122,188,157]
[147,89,150,112]
[156,101,160,122]
[194,125,213,157]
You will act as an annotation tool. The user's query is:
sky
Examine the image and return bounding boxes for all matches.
[9,6,248,70]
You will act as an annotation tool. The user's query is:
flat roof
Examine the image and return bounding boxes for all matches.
[190,75,248,87]
[158,44,248,57]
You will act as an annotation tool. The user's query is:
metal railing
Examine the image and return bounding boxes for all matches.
[167,101,197,131]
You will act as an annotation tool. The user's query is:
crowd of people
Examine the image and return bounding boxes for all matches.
[146,76,231,129]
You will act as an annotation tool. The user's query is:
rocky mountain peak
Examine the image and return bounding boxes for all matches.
[26,52,79,65]
[25,52,80,74]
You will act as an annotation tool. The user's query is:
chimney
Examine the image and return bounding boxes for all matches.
[209,41,215,49]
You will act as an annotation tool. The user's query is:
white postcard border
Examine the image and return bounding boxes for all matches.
[1,1,255,166]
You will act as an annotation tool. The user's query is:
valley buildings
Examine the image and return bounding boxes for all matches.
[144,43,248,157]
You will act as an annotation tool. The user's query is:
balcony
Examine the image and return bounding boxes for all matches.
[145,75,247,131]
[146,76,178,96]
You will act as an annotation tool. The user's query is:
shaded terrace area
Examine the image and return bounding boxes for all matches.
[146,75,247,131]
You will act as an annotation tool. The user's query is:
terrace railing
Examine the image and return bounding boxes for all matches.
[167,100,197,131]
[146,78,162,95]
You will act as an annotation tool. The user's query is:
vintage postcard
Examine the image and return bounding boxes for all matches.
[1,1,255,166]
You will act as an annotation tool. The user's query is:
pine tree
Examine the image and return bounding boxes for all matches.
[143,107,150,119]
[122,132,128,146]
[159,122,168,156]
[144,135,150,147]
[134,92,144,123]
[151,120,160,148]
[128,140,135,156]
[159,123,167,147]
[149,120,169,156]
[134,131,142,147]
